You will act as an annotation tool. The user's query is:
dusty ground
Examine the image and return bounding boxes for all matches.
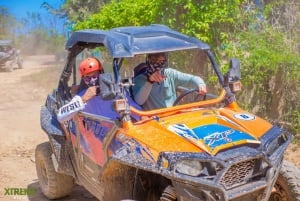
[0,55,97,201]
[0,55,299,201]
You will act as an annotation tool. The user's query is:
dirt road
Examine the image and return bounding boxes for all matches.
[0,55,299,201]
[0,55,97,201]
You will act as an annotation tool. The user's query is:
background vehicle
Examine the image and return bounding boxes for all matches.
[36,24,300,201]
[0,40,23,72]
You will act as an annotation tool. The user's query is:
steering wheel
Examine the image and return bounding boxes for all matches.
[173,88,206,106]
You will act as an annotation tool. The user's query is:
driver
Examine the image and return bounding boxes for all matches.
[132,52,207,110]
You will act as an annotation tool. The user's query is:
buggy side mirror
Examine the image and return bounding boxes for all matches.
[224,59,242,93]
[99,73,121,100]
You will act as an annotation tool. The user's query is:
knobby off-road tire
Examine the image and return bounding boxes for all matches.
[269,160,300,201]
[35,142,74,199]
[6,61,13,72]
[17,59,23,69]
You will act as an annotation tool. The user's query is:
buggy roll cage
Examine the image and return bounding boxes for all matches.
[58,24,236,114]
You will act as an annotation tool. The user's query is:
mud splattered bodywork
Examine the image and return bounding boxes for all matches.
[37,25,299,201]
[109,109,292,200]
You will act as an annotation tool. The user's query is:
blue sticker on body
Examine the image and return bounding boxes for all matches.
[168,124,255,149]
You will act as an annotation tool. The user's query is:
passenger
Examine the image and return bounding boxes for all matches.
[57,57,141,123]
[57,57,104,123]
[132,52,207,110]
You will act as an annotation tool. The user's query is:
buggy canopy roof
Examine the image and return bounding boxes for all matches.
[66,24,210,58]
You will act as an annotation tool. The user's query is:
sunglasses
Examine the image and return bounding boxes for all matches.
[83,73,99,83]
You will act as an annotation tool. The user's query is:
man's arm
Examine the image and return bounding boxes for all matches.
[57,86,98,123]
[169,68,206,94]
[132,75,154,105]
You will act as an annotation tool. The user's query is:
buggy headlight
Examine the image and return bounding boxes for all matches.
[266,132,288,156]
[175,160,203,176]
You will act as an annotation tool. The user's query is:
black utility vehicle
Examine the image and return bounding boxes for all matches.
[0,40,23,72]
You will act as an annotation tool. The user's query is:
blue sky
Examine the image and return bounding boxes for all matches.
[0,0,66,33]
[0,0,64,19]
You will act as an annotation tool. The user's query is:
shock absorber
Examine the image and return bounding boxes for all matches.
[160,185,177,201]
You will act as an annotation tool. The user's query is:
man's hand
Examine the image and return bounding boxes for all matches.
[81,86,98,103]
[148,70,167,83]
[198,84,207,95]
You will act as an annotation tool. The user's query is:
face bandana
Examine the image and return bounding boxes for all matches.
[88,76,98,86]
[83,74,99,86]
[146,58,168,76]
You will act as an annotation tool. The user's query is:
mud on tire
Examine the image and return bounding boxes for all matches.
[35,142,74,199]
[269,160,300,201]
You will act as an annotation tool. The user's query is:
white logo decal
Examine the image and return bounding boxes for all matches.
[204,129,235,146]
[233,113,256,121]
[167,124,199,139]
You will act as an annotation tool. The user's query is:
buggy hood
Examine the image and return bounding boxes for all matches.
[126,107,273,158]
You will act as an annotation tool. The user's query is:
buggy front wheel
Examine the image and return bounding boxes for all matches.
[35,142,74,199]
[269,160,300,201]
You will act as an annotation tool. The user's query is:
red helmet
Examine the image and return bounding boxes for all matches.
[79,57,102,76]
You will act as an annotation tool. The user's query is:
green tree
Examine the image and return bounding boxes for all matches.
[73,0,300,133]
[20,12,66,54]
[0,6,17,39]
[74,0,243,46]
[74,0,158,29]
[222,1,300,132]
[62,0,109,22]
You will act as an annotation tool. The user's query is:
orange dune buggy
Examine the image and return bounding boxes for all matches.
[36,24,300,201]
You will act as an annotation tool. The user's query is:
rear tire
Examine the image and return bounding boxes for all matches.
[35,142,74,199]
[269,160,300,201]
[17,59,23,69]
[6,61,13,72]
